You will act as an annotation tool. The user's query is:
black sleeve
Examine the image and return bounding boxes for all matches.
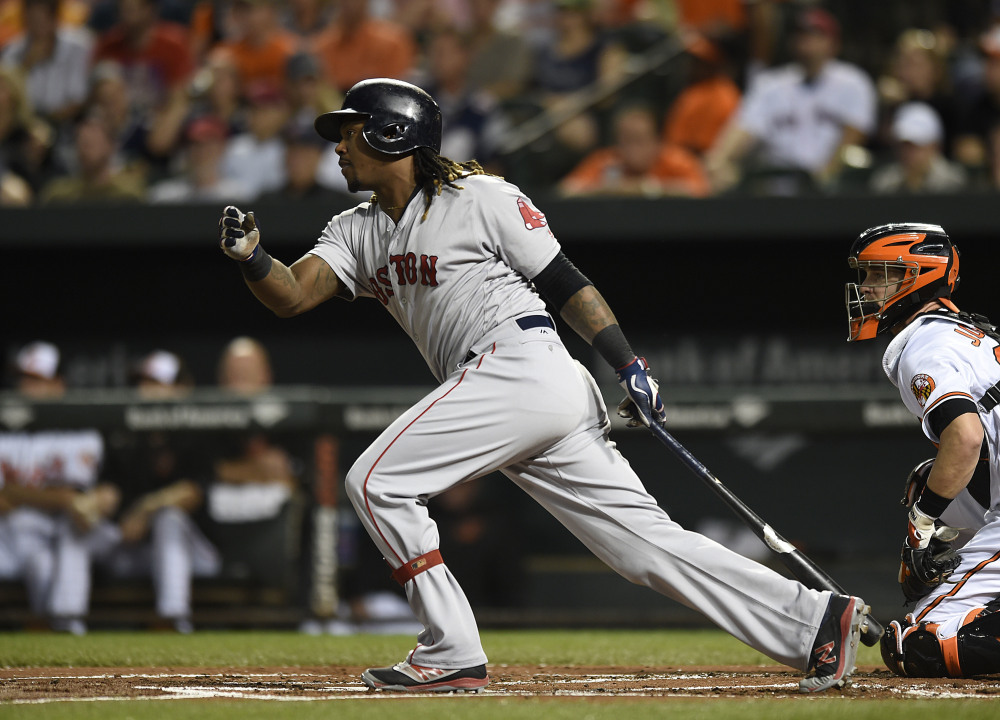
[926,397,978,439]
[531,251,593,312]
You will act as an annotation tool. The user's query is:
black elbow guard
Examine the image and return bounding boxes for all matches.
[532,251,593,311]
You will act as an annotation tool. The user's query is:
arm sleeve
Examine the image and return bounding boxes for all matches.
[926,397,979,439]
[531,251,592,310]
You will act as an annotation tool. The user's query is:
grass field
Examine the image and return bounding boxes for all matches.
[2,629,997,719]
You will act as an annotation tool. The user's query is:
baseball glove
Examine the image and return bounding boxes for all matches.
[898,528,961,603]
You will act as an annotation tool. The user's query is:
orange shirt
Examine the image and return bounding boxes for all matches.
[0,0,90,49]
[561,144,710,197]
[662,75,741,155]
[311,18,415,93]
[220,31,299,90]
[674,0,747,31]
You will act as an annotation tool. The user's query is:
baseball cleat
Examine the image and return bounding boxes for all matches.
[798,594,869,693]
[361,660,489,693]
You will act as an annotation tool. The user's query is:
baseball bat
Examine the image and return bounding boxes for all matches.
[646,421,885,647]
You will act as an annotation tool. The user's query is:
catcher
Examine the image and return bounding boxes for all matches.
[846,222,1000,677]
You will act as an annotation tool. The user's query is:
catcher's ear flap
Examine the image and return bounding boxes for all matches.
[902,458,935,507]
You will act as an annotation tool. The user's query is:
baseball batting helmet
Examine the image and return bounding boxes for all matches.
[314,78,442,155]
[845,222,960,341]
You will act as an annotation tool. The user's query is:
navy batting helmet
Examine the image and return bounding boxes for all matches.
[314,78,442,155]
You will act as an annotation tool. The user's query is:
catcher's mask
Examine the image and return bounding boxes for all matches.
[845,222,960,342]
[313,78,442,155]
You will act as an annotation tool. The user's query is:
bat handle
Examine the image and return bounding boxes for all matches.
[859,612,884,647]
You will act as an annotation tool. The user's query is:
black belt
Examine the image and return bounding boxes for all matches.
[464,315,554,363]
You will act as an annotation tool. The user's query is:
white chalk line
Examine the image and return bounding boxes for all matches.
[4,671,997,704]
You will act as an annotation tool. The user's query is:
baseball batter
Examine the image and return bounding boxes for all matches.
[846,222,1000,677]
[217,78,868,693]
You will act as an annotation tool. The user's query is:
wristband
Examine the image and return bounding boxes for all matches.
[592,325,635,370]
[915,487,953,519]
[239,245,272,282]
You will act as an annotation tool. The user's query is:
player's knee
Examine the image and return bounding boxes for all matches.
[883,602,1000,678]
[956,600,1000,676]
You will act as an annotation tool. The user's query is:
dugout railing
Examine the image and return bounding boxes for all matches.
[0,385,925,630]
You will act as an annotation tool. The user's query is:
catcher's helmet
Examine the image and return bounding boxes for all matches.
[845,222,960,341]
[314,78,442,155]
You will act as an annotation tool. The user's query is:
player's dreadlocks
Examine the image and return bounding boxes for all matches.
[413,148,493,220]
[370,149,496,220]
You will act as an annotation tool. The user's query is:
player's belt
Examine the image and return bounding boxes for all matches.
[464,315,555,363]
[514,315,555,332]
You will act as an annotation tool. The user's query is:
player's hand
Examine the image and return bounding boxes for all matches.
[616,357,666,427]
[218,205,260,261]
[898,526,961,602]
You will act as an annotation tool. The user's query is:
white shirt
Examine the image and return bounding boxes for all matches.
[737,59,877,173]
[308,175,559,382]
[0,431,103,490]
[883,312,1000,514]
[1,27,94,119]
[220,134,286,200]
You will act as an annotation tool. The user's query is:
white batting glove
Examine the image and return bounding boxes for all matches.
[218,205,259,261]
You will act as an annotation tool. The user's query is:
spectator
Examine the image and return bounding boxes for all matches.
[93,0,195,162]
[219,78,288,199]
[84,59,149,175]
[0,64,62,198]
[284,50,340,126]
[875,28,958,159]
[216,336,273,394]
[279,0,334,41]
[421,27,502,163]
[205,338,301,591]
[705,7,877,195]
[100,349,220,633]
[311,0,416,94]
[0,341,121,634]
[464,0,534,101]
[530,0,627,99]
[661,34,741,158]
[147,114,250,203]
[217,0,298,92]
[187,47,249,138]
[0,0,95,127]
[869,101,967,194]
[0,0,90,49]
[39,106,146,203]
[953,24,1000,170]
[256,114,346,202]
[559,103,709,197]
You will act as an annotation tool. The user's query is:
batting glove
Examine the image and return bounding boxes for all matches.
[616,357,666,427]
[218,205,259,261]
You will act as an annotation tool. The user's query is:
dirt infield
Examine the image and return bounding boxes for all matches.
[2,665,999,703]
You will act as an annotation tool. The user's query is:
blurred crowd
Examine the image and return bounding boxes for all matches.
[1,0,1000,205]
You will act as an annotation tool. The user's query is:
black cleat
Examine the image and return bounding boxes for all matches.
[361,660,489,693]
[799,595,869,693]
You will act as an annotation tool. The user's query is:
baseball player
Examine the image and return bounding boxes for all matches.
[846,222,1000,677]
[217,78,868,693]
[0,341,120,634]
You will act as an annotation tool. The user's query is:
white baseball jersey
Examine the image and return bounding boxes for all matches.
[882,311,1000,639]
[0,431,103,490]
[738,59,876,173]
[309,175,556,383]
[305,176,834,673]
[0,429,108,622]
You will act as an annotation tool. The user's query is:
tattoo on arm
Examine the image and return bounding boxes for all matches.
[561,286,617,343]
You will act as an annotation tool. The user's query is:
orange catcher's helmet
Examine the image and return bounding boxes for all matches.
[845,222,960,341]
